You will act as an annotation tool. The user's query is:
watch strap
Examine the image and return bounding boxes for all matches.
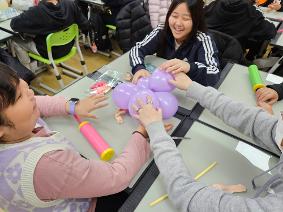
[69,100,76,115]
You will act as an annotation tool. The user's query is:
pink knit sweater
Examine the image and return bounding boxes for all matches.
[33,96,151,211]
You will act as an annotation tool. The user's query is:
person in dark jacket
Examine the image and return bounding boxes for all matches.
[116,0,152,52]
[129,0,220,87]
[101,0,135,25]
[10,0,89,69]
[204,0,277,61]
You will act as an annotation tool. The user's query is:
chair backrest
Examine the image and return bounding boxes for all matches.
[46,24,78,54]
[208,29,246,69]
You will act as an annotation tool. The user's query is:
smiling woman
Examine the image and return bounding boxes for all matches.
[129,0,220,87]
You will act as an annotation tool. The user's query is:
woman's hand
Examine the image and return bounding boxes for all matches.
[67,94,108,119]
[255,87,279,105]
[169,72,193,91]
[132,69,151,84]
[133,96,162,127]
[159,58,190,74]
[257,101,274,115]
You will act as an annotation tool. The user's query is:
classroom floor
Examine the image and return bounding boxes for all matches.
[30,42,122,95]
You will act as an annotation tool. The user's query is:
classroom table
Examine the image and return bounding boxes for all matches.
[92,52,198,113]
[270,20,283,47]
[44,75,182,188]
[127,121,280,212]
[193,63,283,153]
[260,6,283,21]
[0,19,14,42]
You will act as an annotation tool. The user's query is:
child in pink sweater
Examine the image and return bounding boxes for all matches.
[0,63,150,212]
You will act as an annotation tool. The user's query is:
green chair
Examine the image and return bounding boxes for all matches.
[29,24,88,94]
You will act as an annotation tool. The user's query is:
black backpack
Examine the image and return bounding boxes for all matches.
[89,9,112,52]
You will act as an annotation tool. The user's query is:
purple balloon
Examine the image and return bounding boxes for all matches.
[155,92,178,119]
[112,83,138,109]
[128,89,159,118]
[137,77,150,89]
[149,69,175,92]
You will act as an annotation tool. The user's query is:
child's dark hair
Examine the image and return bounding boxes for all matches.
[0,63,20,127]
[157,0,207,57]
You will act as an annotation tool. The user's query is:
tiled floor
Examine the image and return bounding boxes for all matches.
[30,45,120,95]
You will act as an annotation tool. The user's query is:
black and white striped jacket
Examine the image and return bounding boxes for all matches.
[129,25,220,86]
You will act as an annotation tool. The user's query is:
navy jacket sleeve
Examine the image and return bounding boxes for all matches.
[188,33,220,87]
[267,83,283,101]
[129,26,162,74]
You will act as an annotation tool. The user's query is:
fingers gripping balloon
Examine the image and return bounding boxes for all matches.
[128,89,160,117]
[112,68,179,119]
[149,69,175,92]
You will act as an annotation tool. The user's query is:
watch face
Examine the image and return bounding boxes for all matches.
[70,98,80,103]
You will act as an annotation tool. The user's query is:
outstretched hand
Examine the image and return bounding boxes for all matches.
[132,96,162,127]
[257,101,274,115]
[71,94,108,119]
[255,87,279,105]
[169,72,192,91]
[132,69,151,84]
[159,58,190,74]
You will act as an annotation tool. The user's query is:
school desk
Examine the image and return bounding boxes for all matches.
[44,52,201,188]
[0,19,13,42]
[121,121,280,212]
[190,63,283,156]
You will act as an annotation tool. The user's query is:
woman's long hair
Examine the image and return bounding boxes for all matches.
[157,0,207,57]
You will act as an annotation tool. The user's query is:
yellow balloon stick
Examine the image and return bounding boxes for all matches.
[149,161,218,207]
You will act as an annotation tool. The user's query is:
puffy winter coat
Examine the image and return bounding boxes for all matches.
[116,0,152,52]
[148,0,171,28]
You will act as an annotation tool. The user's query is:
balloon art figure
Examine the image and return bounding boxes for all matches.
[112,69,179,119]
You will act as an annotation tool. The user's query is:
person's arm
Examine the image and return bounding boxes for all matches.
[35,96,68,117]
[34,133,150,199]
[187,81,281,155]
[146,121,283,212]
[129,26,162,74]
[188,33,220,86]
[36,94,108,119]
[10,8,41,34]
[267,82,283,101]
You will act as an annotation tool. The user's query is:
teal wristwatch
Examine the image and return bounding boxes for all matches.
[69,98,80,115]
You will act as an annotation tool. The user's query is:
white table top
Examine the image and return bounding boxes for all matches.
[271,21,283,47]
[96,53,197,111]
[0,19,13,41]
[135,121,279,212]
[199,63,283,148]
[259,6,283,21]
[44,73,181,188]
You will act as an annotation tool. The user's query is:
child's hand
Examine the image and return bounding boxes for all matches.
[133,96,162,127]
[169,72,192,91]
[255,87,279,105]
[268,0,282,10]
[132,69,151,84]
[75,94,108,119]
[159,58,190,74]
[258,101,274,115]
